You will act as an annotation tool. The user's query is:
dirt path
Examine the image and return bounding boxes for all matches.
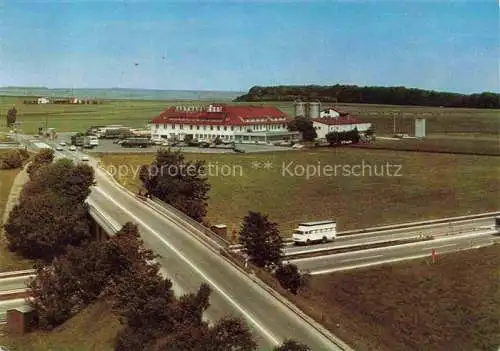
[2,163,30,225]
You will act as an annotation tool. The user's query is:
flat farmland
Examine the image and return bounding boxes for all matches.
[98,148,500,234]
[1,95,498,139]
[293,244,500,351]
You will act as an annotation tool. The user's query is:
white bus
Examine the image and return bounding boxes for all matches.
[292,220,337,245]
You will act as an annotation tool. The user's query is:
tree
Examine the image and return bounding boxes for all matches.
[27,148,54,179]
[5,158,94,261]
[239,211,283,268]
[4,192,92,261]
[288,117,317,141]
[275,263,304,294]
[6,107,17,127]
[0,149,23,169]
[273,339,311,351]
[140,149,210,222]
[28,222,159,330]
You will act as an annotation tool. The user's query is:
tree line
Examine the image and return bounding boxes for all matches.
[3,148,310,350]
[234,85,500,108]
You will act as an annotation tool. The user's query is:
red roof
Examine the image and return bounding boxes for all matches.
[151,104,290,126]
[312,117,363,125]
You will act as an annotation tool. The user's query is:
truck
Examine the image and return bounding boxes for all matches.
[121,137,151,148]
[71,133,99,148]
[292,220,337,245]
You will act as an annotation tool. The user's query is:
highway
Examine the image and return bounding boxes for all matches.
[284,217,496,257]
[21,137,348,350]
[289,230,499,275]
[0,275,33,293]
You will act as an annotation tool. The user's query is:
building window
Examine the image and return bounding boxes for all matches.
[230,126,234,131]
[180,125,184,130]
[189,125,193,130]
[217,126,220,131]
[203,126,207,130]
[224,126,227,131]
[210,126,214,131]
[196,125,200,130]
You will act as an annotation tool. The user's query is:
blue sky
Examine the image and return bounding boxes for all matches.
[0,0,498,93]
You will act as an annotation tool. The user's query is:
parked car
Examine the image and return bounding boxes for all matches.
[69,145,77,151]
[81,155,89,162]
[55,145,63,151]
[59,141,66,146]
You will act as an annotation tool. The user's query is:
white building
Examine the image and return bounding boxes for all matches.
[312,117,372,139]
[150,104,300,144]
[37,97,50,104]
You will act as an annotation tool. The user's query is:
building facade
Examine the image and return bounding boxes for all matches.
[313,117,372,139]
[150,104,300,144]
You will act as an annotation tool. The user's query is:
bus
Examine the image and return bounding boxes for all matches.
[292,220,336,245]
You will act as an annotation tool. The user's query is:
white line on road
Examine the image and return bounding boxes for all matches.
[309,254,431,275]
[420,243,456,251]
[340,255,383,263]
[93,186,281,346]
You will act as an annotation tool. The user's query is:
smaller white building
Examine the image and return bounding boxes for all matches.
[313,117,372,139]
[37,97,50,104]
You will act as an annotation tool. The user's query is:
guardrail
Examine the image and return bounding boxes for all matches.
[87,200,121,235]
[228,211,500,252]
[148,197,232,250]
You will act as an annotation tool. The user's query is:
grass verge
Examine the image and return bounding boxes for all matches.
[0,301,120,351]
[289,244,500,351]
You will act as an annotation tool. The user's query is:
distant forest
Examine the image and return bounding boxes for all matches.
[234,85,500,108]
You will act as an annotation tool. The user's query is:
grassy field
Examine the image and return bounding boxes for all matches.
[1,95,498,139]
[98,148,500,235]
[354,135,499,156]
[0,152,32,272]
[292,244,500,351]
[0,301,119,351]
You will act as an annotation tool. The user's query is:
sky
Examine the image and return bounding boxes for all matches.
[0,0,498,93]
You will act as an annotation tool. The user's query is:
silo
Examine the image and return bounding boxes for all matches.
[415,118,426,138]
[308,101,321,119]
[294,100,306,118]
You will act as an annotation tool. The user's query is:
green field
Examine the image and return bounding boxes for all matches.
[1,95,498,139]
[99,148,500,234]
[294,244,500,351]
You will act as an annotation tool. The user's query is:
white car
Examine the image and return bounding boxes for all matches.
[81,155,89,162]
[55,145,64,151]
[59,141,66,146]
[69,145,76,151]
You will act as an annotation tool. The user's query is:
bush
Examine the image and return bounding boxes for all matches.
[275,263,305,294]
[0,149,26,169]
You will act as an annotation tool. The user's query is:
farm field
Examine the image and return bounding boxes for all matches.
[353,135,499,156]
[292,244,500,351]
[98,148,500,234]
[1,95,498,139]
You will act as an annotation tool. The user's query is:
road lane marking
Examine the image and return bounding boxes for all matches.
[340,255,383,263]
[420,243,456,251]
[308,254,431,275]
[92,186,281,346]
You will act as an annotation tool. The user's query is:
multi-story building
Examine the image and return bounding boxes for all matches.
[150,103,300,144]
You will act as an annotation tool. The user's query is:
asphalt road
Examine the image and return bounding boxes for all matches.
[285,217,496,256]
[25,137,345,350]
[289,230,499,274]
[0,276,34,293]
